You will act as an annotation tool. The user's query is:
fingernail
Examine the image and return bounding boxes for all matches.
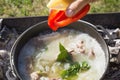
[66,9,74,17]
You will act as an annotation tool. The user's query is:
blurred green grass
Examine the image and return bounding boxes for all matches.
[0,0,49,17]
[0,0,120,18]
[90,0,120,13]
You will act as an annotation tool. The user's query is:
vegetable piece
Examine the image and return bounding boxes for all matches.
[48,4,90,31]
[56,43,91,79]
[61,62,80,79]
[56,43,72,62]
[81,61,91,71]
[47,0,74,10]
[61,61,91,79]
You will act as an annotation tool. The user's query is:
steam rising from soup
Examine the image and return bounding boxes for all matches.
[18,29,106,80]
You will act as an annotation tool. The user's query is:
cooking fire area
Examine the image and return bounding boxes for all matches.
[0,13,120,80]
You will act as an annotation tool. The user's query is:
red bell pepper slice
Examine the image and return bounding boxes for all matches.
[48,4,90,31]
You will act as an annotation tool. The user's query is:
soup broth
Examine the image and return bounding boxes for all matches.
[18,29,106,80]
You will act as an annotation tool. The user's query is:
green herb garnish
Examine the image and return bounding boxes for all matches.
[81,61,91,71]
[56,43,72,62]
[61,62,80,79]
[56,43,90,79]
[61,61,90,79]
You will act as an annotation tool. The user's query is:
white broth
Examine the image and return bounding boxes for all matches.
[18,29,106,80]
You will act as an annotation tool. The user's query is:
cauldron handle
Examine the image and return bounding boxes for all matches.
[95,25,114,45]
[6,67,19,80]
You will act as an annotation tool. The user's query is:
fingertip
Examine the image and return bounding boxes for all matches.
[65,9,74,17]
[65,0,90,17]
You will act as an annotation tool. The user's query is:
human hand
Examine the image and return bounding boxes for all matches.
[65,0,97,17]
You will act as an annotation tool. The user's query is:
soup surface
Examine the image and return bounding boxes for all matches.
[18,29,106,80]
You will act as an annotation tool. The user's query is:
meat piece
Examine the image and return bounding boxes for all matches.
[68,40,86,55]
[30,71,41,80]
[79,47,85,53]
[88,49,95,59]
[68,49,75,55]
[76,40,86,53]
[77,40,84,48]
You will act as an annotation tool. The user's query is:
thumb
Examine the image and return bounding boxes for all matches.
[65,0,90,17]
